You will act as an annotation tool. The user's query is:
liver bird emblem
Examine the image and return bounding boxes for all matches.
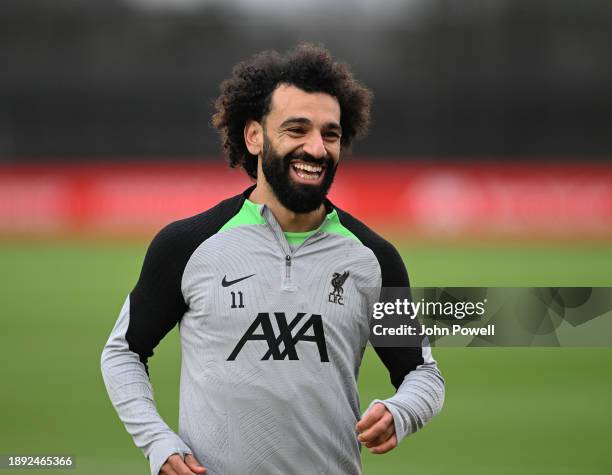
[331,271,350,297]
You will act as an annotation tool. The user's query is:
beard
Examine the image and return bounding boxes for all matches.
[260,136,337,214]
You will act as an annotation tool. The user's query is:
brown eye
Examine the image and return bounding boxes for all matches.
[287,128,306,135]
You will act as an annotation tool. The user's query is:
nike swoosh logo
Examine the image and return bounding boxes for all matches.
[222,274,256,287]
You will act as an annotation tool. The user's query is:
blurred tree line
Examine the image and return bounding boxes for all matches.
[1,0,610,160]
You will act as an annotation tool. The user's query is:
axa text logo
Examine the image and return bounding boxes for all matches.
[228,312,329,362]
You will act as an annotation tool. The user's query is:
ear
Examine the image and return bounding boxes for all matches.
[244,119,263,156]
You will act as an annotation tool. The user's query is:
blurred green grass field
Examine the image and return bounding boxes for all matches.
[1,239,611,474]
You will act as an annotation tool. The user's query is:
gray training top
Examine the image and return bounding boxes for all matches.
[101,186,445,475]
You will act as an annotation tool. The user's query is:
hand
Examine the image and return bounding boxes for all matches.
[355,402,398,454]
[160,453,206,475]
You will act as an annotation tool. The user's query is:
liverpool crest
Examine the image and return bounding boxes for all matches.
[328,271,349,305]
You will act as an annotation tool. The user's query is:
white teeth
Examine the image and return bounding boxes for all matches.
[293,163,322,173]
[296,170,318,180]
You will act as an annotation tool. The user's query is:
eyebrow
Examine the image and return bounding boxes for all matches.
[279,117,342,133]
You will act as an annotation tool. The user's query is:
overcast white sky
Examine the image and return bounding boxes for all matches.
[120,0,509,28]
[123,0,426,19]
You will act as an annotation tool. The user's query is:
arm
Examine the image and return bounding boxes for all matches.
[100,223,194,475]
[359,242,445,450]
[369,343,445,443]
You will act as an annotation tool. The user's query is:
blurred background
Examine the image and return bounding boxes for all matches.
[1,0,611,474]
[1,0,612,158]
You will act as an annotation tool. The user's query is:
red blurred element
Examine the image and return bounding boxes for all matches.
[331,161,612,239]
[1,160,611,239]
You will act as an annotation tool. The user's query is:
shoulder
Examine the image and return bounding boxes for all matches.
[332,205,409,287]
[141,190,248,276]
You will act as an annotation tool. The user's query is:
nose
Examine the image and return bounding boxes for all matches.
[302,132,327,160]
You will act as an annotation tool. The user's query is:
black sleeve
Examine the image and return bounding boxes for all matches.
[125,190,248,373]
[333,206,424,390]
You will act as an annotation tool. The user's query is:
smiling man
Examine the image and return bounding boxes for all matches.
[101,44,444,475]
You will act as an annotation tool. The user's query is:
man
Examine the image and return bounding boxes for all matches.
[101,44,444,475]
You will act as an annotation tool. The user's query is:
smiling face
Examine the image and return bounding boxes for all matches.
[246,84,343,213]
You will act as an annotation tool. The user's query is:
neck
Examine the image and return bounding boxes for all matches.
[249,182,326,232]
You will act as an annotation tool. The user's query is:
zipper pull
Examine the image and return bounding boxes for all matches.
[283,254,296,291]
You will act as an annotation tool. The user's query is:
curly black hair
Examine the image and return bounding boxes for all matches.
[212,43,373,179]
